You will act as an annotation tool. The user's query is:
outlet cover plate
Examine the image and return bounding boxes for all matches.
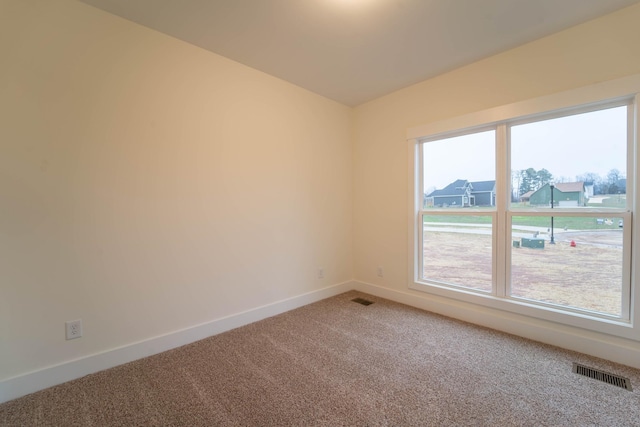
[66,319,83,340]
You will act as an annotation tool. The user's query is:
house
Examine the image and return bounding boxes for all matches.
[426,179,496,207]
[426,179,473,207]
[469,180,497,206]
[520,190,535,203]
[3,0,640,405]
[584,181,595,197]
[529,182,587,207]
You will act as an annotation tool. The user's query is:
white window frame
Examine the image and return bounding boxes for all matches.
[407,74,640,340]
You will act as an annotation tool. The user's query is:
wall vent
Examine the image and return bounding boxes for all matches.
[352,297,374,306]
[572,363,633,391]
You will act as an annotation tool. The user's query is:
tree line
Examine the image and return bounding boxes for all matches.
[511,168,625,199]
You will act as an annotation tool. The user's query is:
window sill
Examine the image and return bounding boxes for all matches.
[409,280,636,341]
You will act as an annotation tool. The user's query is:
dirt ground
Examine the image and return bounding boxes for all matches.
[423,231,623,316]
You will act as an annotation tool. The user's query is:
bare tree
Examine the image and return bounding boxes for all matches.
[606,169,622,194]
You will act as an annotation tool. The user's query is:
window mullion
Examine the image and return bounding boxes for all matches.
[624,98,639,322]
[495,124,508,297]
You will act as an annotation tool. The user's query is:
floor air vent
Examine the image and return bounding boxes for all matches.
[572,363,633,391]
[352,297,374,306]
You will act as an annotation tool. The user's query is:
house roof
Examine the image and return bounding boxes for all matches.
[427,179,469,197]
[555,182,585,192]
[520,190,535,199]
[469,180,496,192]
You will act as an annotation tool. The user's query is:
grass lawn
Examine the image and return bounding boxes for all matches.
[423,213,623,230]
[422,194,626,230]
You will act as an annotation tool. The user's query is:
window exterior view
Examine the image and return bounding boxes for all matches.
[425,179,496,207]
[413,97,634,329]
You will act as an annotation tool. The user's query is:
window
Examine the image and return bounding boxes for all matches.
[408,81,639,338]
[421,130,495,292]
[508,106,630,319]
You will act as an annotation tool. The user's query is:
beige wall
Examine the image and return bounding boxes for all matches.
[0,0,352,380]
[353,3,640,292]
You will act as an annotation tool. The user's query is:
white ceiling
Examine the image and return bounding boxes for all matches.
[80,0,640,106]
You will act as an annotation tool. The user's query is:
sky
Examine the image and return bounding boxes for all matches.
[423,105,628,192]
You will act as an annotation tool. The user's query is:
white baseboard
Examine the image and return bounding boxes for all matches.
[352,280,640,370]
[0,281,354,404]
[5,279,638,404]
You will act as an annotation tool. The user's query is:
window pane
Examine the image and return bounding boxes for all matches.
[423,130,495,209]
[510,106,627,209]
[510,215,623,316]
[423,215,492,292]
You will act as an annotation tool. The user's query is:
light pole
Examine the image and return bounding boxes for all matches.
[550,184,555,244]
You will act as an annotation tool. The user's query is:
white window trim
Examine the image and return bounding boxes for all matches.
[407,73,640,341]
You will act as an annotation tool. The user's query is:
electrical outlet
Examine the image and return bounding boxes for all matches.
[377,267,384,277]
[66,319,83,340]
[317,268,324,279]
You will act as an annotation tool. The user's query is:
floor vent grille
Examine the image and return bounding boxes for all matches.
[573,363,633,391]
[352,297,374,306]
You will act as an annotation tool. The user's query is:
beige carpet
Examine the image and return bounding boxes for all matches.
[2,291,640,426]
